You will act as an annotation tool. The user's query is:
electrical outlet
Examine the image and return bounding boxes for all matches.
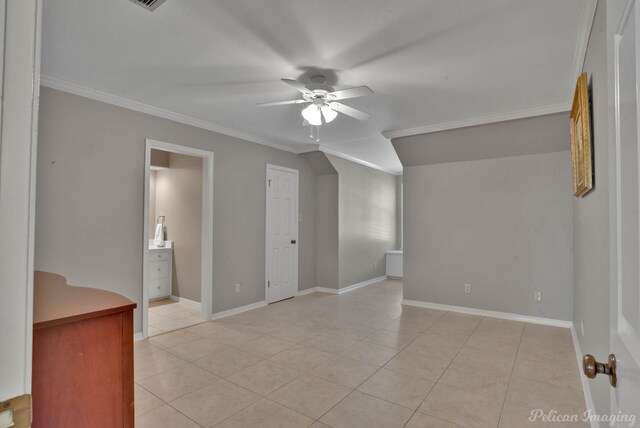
[534,291,542,301]
[235,283,240,294]
[374,262,378,270]
[464,284,471,294]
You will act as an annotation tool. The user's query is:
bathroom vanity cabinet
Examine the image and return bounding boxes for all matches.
[148,240,173,300]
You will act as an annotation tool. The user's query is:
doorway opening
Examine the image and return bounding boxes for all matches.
[142,139,214,338]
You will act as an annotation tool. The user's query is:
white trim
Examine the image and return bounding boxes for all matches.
[568,0,598,102]
[170,295,201,309]
[382,102,570,140]
[320,147,402,175]
[570,325,599,428]
[401,299,573,328]
[211,301,267,321]
[339,276,387,293]
[265,164,300,304]
[142,139,214,340]
[298,276,386,296]
[40,75,298,154]
[134,332,145,342]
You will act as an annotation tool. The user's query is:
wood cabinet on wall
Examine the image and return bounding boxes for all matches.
[32,272,136,428]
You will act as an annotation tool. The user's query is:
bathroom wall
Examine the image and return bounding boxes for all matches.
[154,152,203,303]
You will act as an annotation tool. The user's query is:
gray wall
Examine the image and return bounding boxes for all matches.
[326,154,398,288]
[393,113,574,321]
[401,152,573,320]
[35,87,317,333]
[315,174,339,289]
[155,152,203,303]
[573,0,611,416]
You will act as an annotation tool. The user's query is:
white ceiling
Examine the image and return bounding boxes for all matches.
[41,0,594,174]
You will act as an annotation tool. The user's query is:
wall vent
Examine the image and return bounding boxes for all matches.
[129,0,167,11]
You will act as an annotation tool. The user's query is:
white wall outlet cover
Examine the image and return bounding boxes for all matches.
[534,291,542,301]
[235,283,240,294]
[464,284,471,294]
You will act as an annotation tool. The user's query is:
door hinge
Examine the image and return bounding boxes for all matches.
[268,280,270,288]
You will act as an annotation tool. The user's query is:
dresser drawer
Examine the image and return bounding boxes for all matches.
[150,250,169,262]
[149,278,170,300]
[149,260,170,279]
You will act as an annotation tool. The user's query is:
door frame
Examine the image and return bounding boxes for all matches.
[142,139,214,339]
[265,164,299,303]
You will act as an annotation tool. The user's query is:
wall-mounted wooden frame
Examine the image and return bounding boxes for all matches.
[570,72,593,197]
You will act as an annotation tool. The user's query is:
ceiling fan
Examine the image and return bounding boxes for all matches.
[257,75,373,126]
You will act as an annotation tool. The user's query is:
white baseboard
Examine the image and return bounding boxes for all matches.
[401,299,573,328]
[298,276,387,297]
[210,300,267,320]
[170,295,201,309]
[571,325,598,428]
[134,332,145,342]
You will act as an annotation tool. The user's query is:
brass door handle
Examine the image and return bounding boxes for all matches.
[583,354,617,387]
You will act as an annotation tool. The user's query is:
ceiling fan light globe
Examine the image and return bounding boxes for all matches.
[302,104,322,126]
[321,105,338,123]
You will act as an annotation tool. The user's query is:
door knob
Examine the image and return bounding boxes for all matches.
[583,353,617,387]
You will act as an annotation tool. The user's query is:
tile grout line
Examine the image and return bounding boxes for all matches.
[495,324,525,428]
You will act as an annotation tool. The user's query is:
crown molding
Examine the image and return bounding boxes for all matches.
[320,147,402,175]
[382,102,570,140]
[568,0,598,101]
[40,75,299,154]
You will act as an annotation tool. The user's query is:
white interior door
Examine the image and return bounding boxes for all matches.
[266,164,299,303]
[611,0,640,419]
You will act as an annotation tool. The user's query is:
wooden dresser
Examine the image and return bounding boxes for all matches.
[32,271,136,428]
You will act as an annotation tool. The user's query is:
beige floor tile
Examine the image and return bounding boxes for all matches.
[166,336,231,361]
[505,375,586,415]
[384,349,451,381]
[419,384,503,428]
[135,404,202,428]
[319,391,413,428]
[208,327,260,347]
[383,319,430,336]
[134,348,187,380]
[310,422,332,428]
[438,362,510,400]
[269,345,333,372]
[169,379,261,427]
[464,332,521,353]
[134,384,164,417]
[215,398,314,428]
[136,363,219,402]
[268,325,317,343]
[405,412,462,427]
[405,332,466,360]
[340,341,399,366]
[357,368,434,409]
[227,360,301,396]
[134,340,161,357]
[475,318,524,340]
[453,345,516,376]
[148,326,164,336]
[499,402,589,427]
[194,348,263,377]
[240,319,289,335]
[330,322,379,340]
[268,375,351,419]
[153,319,192,333]
[309,355,379,389]
[148,329,201,349]
[301,332,358,354]
[511,353,581,389]
[363,329,418,349]
[183,321,228,337]
[234,335,296,358]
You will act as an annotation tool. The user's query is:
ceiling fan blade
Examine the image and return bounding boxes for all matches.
[329,85,373,100]
[329,102,370,121]
[256,99,310,107]
[281,78,313,95]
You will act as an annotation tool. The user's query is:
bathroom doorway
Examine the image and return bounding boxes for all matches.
[142,139,214,338]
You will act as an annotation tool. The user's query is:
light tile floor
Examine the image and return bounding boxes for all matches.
[148,299,205,337]
[135,280,588,427]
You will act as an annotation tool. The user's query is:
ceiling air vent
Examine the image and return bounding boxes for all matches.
[129,0,167,11]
